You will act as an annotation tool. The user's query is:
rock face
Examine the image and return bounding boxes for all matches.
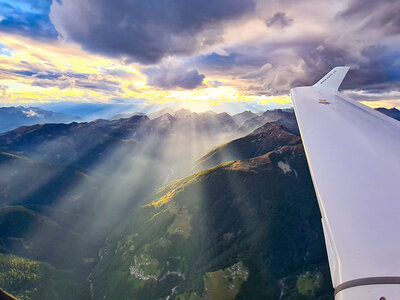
[91,143,333,300]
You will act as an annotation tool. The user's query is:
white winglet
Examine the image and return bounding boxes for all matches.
[313,66,350,91]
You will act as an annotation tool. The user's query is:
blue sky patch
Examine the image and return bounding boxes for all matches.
[0,0,57,38]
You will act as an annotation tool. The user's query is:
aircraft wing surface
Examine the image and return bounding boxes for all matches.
[291,67,400,299]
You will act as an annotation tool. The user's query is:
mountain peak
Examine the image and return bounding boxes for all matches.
[173,108,196,118]
[200,110,217,115]
[148,108,175,119]
[194,122,300,171]
[376,107,400,121]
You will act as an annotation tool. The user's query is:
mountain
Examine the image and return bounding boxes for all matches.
[0,116,147,169]
[110,112,146,120]
[232,111,258,126]
[0,253,79,300]
[173,108,194,119]
[149,109,238,135]
[148,108,175,119]
[376,107,400,121]
[0,110,248,184]
[194,123,301,171]
[0,111,237,171]
[0,150,170,298]
[0,106,79,133]
[91,142,332,299]
[0,152,107,262]
[0,152,106,298]
[237,109,299,136]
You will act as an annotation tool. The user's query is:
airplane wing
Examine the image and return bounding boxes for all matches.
[291,67,400,300]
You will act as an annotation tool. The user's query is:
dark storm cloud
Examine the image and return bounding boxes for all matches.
[339,0,400,34]
[0,0,57,38]
[195,50,268,73]
[289,0,400,91]
[145,64,205,89]
[289,43,400,92]
[195,53,238,71]
[265,12,293,29]
[190,0,400,96]
[50,0,255,64]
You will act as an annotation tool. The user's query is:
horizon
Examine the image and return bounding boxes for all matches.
[0,97,398,124]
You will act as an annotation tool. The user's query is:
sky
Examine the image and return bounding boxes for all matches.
[0,0,399,113]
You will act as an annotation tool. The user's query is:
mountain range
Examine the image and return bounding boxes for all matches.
[0,106,398,299]
[0,106,79,133]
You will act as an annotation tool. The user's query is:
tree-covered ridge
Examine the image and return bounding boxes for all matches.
[0,254,78,300]
[91,144,333,299]
[193,123,301,171]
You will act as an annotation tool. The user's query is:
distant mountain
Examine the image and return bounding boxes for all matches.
[173,108,193,119]
[91,142,332,299]
[148,108,175,119]
[149,108,238,132]
[0,110,245,174]
[0,115,147,169]
[194,123,301,171]
[109,112,146,120]
[0,106,79,133]
[232,110,258,126]
[237,108,299,136]
[375,107,400,121]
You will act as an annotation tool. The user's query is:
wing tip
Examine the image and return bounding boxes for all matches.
[313,66,350,91]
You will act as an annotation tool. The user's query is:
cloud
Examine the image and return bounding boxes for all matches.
[191,0,400,96]
[339,0,400,35]
[31,72,122,92]
[1,68,122,92]
[0,84,8,96]
[0,84,10,105]
[0,0,57,38]
[145,63,205,90]
[22,109,43,118]
[49,0,255,64]
[265,12,293,28]
[2,0,400,107]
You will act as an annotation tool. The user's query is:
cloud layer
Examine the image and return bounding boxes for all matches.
[50,0,255,64]
[0,0,399,107]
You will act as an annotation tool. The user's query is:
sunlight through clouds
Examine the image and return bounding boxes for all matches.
[0,32,279,108]
[1,0,399,110]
